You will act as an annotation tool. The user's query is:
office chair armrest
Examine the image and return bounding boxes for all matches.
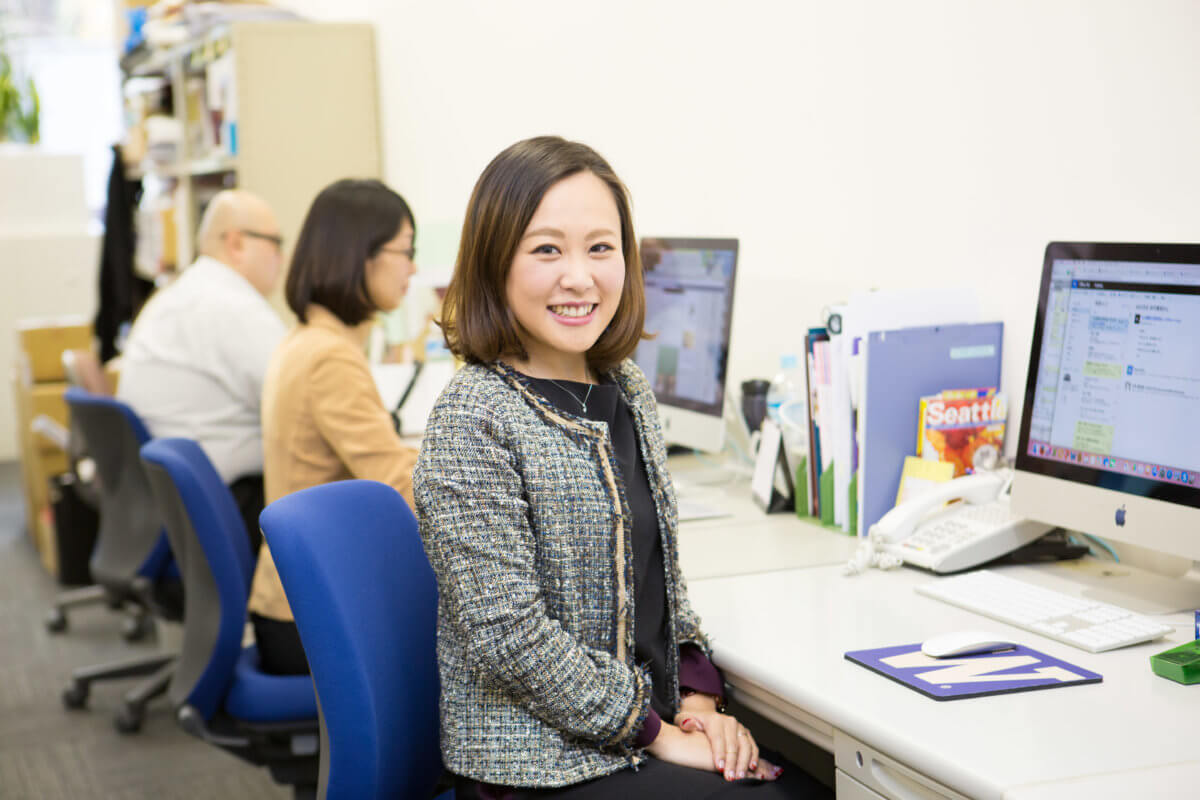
[178,705,320,755]
[32,414,70,452]
[178,705,252,748]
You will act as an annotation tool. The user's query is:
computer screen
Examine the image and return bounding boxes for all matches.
[1012,242,1200,571]
[633,237,738,453]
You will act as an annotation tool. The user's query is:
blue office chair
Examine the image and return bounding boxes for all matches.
[139,438,319,797]
[261,480,450,800]
[59,388,182,733]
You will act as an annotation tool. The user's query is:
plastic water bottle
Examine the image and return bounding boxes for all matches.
[767,354,803,424]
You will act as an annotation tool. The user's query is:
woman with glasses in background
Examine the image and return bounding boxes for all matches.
[248,178,420,675]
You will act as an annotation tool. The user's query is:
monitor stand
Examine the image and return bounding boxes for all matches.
[1048,559,1200,615]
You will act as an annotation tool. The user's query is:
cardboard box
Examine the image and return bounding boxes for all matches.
[12,370,37,524]
[17,318,92,383]
[11,371,71,574]
[29,383,69,436]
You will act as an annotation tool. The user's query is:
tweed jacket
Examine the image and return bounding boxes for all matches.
[414,359,711,788]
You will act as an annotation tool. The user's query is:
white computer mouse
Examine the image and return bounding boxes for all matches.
[920,631,1017,658]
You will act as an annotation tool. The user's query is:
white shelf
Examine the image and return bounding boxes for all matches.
[127,25,233,77]
[173,155,239,177]
[132,155,238,180]
[123,21,381,289]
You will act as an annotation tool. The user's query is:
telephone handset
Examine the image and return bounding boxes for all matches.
[845,471,1054,575]
[871,472,1006,544]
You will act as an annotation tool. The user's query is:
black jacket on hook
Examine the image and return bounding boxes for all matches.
[94,144,151,362]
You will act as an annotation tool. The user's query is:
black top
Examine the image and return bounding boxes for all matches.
[524,375,673,720]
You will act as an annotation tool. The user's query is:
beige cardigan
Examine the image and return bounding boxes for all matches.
[248,304,418,621]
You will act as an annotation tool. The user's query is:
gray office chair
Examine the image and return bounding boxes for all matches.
[44,348,130,633]
[58,388,183,734]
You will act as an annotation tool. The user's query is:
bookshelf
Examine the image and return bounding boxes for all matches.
[124,21,381,316]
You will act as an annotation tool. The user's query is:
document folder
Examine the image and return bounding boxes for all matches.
[858,322,1003,536]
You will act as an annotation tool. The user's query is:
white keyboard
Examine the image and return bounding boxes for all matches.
[916,569,1173,653]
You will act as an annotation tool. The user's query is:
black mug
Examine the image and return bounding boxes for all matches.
[741,379,770,433]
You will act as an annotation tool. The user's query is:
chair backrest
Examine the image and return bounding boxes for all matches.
[261,480,442,800]
[64,387,171,586]
[140,438,255,719]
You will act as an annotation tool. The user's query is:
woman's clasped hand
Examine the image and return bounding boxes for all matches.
[649,704,784,782]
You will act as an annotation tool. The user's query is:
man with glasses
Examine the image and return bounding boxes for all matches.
[117,190,287,551]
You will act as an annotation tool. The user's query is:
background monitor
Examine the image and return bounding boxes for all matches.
[634,237,739,454]
[1012,242,1200,610]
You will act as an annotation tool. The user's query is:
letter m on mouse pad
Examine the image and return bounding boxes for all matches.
[844,644,1102,700]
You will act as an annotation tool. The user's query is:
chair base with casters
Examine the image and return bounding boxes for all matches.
[60,576,184,734]
[62,651,176,733]
[45,584,154,641]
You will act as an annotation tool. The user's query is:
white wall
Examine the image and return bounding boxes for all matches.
[284,0,1200,449]
[0,148,98,460]
[8,37,124,216]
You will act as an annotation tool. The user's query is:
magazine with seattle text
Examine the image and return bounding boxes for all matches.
[916,388,1007,477]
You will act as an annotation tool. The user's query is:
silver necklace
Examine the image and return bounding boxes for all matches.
[547,379,595,414]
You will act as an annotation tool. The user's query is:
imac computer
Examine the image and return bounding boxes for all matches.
[1012,241,1200,611]
[633,237,739,454]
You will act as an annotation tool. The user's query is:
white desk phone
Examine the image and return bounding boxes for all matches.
[845,470,1054,575]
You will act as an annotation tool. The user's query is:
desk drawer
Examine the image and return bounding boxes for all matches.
[835,732,968,800]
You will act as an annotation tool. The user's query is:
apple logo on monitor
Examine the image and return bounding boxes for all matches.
[1115,505,1126,527]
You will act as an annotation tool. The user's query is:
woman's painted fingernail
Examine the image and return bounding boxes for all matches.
[738,771,746,779]
[726,770,734,780]
[773,766,784,777]
[750,761,757,770]
[717,759,725,769]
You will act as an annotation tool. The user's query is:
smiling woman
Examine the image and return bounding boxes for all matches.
[415,137,823,799]
[439,136,645,379]
[502,170,628,382]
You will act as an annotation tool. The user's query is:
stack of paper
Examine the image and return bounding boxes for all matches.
[796,288,996,535]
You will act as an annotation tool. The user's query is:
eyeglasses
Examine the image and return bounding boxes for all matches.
[240,229,285,250]
[379,246,417,261]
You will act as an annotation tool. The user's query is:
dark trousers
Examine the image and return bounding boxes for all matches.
[455,752,830,799]
[251,612,311,675]
[229,474,265,556]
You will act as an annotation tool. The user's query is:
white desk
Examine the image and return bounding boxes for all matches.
[687,562,1199,799]
[675,483,858,580]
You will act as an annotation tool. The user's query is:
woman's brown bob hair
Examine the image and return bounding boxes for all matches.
[286,178,415,326]
[441,136,645,373]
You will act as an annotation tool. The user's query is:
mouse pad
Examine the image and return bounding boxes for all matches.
[844,643,1102,701]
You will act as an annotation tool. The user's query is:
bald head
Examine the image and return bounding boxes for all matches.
[196,190,283,296]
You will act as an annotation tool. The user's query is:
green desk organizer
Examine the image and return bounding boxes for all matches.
[1150,639,1200,685]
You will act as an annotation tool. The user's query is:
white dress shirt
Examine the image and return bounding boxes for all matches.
[117,256,287,483]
